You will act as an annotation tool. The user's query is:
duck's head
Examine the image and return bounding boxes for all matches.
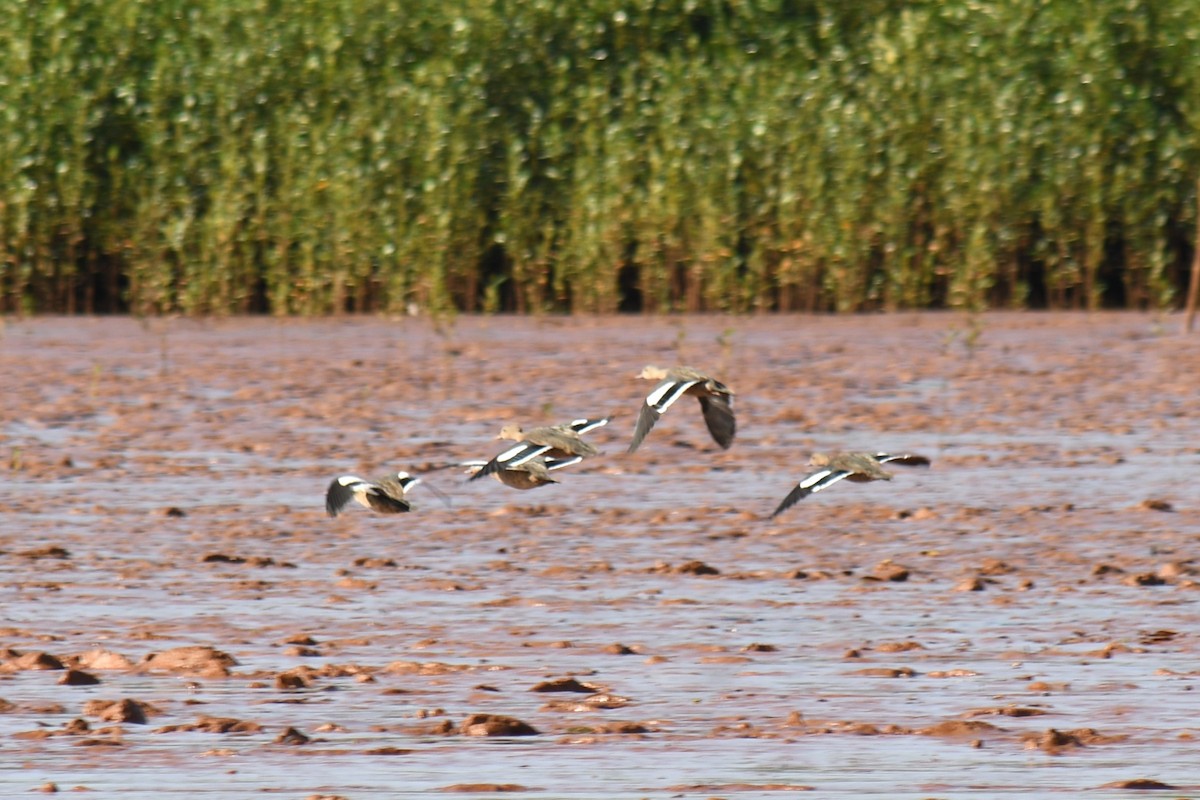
[496,423,524,441]
[638,365,669,380]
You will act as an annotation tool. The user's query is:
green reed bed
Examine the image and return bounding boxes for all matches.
[1,0,1197,314]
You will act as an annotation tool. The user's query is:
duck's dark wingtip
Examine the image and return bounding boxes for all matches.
[768,499,796,519]
[468,459,502,480]
[324,478,357,517]
[628,404,660,453]
[876,453,932,468]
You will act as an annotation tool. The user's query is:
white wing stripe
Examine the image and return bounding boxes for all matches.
[568,417,610,434]
[500,444,553,467]
[496,443,535,461]
[799,469,835,489]
[808,471,852,493]
[544,455,583,471]
[647,379,700,410]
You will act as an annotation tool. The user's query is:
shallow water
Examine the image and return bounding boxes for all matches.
[1,313,1198,798]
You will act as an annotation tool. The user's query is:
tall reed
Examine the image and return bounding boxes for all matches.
[1,0,1196,314]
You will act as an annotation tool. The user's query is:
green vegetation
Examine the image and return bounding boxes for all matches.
[2,0,1198,314]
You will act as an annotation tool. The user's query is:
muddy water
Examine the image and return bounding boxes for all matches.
[1,313,1198,798]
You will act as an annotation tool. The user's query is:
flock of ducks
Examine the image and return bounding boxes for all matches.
[325,365,931,519]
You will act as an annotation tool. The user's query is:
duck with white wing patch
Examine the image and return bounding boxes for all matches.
[770,452,931,518]
[628,365,735,453]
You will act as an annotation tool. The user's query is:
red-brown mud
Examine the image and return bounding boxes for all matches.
[1,313,1198,797]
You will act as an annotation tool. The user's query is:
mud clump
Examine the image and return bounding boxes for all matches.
[920,720,1002,737]
[541,693,630,712]
[966,706,1047,718]
[979,558,1017,575]
[202,553,279,567]
[1123,573,1167,587]
[1099,778,1177,790]
[868,561,910,582]
[58,669,101,686]
[848,667,917,678]
[275,671,312,690]
[6,652,65,671]
[1022,728,1127,753]
[155,715,262,734]
[274,726,311,745]
[141,646,238,677]
[649,560,720,576]
[73,650,135,671]
[83,698,154,724]
[459,714,539,737]
[567,721,650,735]
[529,677,598,693]
[874,641,924,653]
[17,546,70,560]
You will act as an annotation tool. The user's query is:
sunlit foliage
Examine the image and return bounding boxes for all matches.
[1,0,1196,314]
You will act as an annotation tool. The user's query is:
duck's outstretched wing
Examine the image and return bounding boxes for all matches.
[698,394,736,449]
[543,455,584,471]
[457,460,489,476]
[627,404,660,454]
[326,475,369,517]
[874,453,931,468]
[628,378,702,453]
[468,441,554,481]
[769,469,854,518]
[564,417,611,436]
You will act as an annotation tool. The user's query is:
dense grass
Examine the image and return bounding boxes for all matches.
[2,0,1198,314]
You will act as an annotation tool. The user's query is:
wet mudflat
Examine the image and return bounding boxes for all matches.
[0,312,1198,799]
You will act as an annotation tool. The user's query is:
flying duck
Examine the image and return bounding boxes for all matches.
[770,452,931,518]
[469,417,609,481]
[628,366,735,453]
[460,455,583,490]
[326,471,422,517]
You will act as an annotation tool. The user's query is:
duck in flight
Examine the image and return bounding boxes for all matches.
[326,471,422,517]
[770,452,931,518]
[459,454,583,490]
[469,417,610,481]
[628,366,735,453]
